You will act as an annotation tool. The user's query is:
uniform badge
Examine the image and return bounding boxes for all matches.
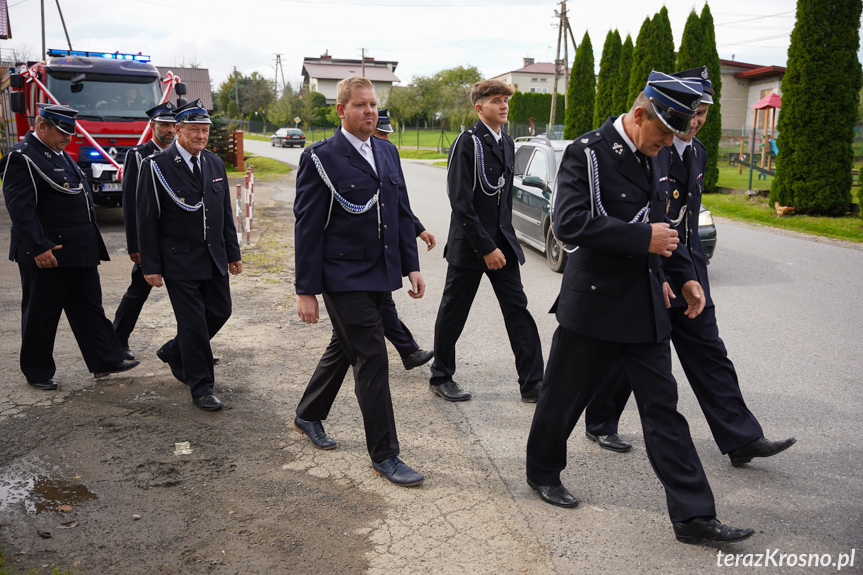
[673,189,679,199]
[63,182,70,188]
[581,138,589,144]
[179,197,185,203]
[44,152,52,159]
[174,155,182,163]
[612,142,624,156]
[666,198,671,213]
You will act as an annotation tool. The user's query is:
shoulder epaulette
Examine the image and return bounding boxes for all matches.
[572,130,603,148]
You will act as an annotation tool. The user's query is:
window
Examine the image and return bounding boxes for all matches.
[525,150,549,182]
[514,146,535,176]
[529,87,548,94]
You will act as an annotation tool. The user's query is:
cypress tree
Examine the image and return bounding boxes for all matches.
[699,3,723,193]
[627,17,652,109]
[652,6,676,74]
[594,30,622,129]
[509,91,523,122]
[614,35,633,114]
[676,10,703,71]
[770,0,863,214]
[565,31,596,139]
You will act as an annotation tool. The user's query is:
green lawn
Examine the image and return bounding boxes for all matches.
[701,192,863,243]
[716,163,773,191]
[245,129,460,150]
[227,154,291,181]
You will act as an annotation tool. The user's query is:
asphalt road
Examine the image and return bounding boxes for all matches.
[250,137,863,573]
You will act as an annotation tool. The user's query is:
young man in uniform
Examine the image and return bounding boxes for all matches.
[584,66,796,466]
[526,72,754,545]
[429,80,543,403]
[293,77,426,487]
[113,102,176,361]
[2,104,139,389]
[137,100,242,411]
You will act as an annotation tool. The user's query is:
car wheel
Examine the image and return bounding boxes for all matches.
[270,139,275,146]
[546,226,567,273]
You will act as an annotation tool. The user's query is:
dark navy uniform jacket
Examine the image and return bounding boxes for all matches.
[551,117,696,343]
[293,127,419,295]
[2,131,109,267]
[121,139,160,255]
[663,137,713,308]
[443,120,523,269]
[136,142,241,280]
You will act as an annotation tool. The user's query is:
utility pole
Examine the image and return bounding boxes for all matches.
[41,0,45,59]
[233,66,240,117]
[274,53,285,96]
[548,1,577,136]
[55,0,72,50]
[361,48,366,77]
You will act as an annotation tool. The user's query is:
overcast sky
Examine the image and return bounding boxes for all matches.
[1,0,851,91]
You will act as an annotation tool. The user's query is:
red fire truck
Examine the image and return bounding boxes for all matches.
[2,49,187,206]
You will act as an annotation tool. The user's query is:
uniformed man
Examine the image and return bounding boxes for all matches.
[112,102,176,360]
[136,99,242,411]
[429,80,543,403]
[374,108,435,371]
[525,72,754,544]
[293,76,425,487]
[1,103,139,389]
[584,66,796,466]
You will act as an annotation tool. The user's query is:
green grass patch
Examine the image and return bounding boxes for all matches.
[701,192,863,243]
[247,129,461,150]
[716,163,774,190]
[227,154,291,181]
[396,148,448,160]
[243,133,270,143]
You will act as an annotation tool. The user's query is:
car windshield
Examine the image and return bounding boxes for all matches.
[45,72,162,120]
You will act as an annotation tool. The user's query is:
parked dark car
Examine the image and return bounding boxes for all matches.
[271,127,306,148]
[511,136,717,273]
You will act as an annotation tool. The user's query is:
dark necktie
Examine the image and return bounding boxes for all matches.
[635,150,651,183]
[190,155,202,188]
[682,146,692,177]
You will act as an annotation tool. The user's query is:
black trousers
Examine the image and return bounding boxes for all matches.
[161,270,231,399]
[585,306,764,454]
[18,264,124,382]
[112,263,153,346]
[430,260,543,392]
[296,291,399,463]
[380,292,419,358]
[526,326,716,523]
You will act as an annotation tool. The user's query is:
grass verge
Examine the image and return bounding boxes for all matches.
[227,154,292,181]
[701,192,863,243]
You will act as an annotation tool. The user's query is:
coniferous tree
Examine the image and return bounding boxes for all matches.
[770,0,863,214]
[676,10,703,71]
[698,3,723,193]
[565,32,595,139]
[594,30,622,129]
[614,35,633,113]
[652,6,676,74]
[627,17,652,109]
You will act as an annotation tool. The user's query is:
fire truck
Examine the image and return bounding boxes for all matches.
[2,49,187,206]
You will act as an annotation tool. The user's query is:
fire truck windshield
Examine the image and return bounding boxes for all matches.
[45,73,162,120]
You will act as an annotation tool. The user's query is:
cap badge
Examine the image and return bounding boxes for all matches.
[581,138,589,144]
[673,189,679,199]
[701,68,709,80]
[612,142,624,156]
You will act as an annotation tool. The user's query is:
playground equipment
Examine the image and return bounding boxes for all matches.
[732,92,781,189]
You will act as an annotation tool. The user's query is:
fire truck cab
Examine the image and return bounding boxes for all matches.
[4,49,186,206]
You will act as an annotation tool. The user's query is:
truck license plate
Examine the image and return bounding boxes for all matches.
[101,183,122,191]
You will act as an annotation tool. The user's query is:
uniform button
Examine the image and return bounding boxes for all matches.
[590,285,597,290]
[463,222,467,226]
[649,268,653,274]
[339,252,344,256]
[384,245,389,250]
[621,193,626,198]
[381,203,385,208]
[688,193,692,197]
[383,225,387,230]
[350,184,355,189]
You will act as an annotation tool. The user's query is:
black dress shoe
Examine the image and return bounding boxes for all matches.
[430,380,471,402]
[193,394,224,411]
[526,478,579,508]
[292,417,337,450]
[156,346,185,383]
[121,347,135,361]
[27,379,59,390]
[402,349,434,370]
[672,517,754,545]
[212,356,220,365]
[93,360,140,379]
[585,431,632,453]
[728,436,796,467]
[520,382,541,403]
[372,456,424,487]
